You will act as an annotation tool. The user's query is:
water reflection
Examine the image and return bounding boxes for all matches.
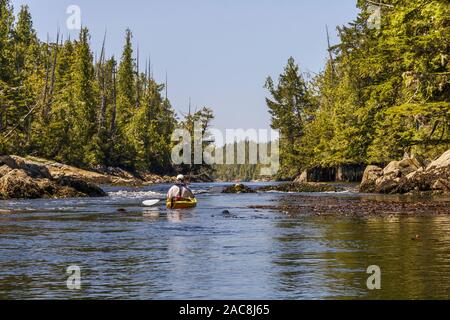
[142,207,195,223]
[142,208,163,220]
[272,215,450,299]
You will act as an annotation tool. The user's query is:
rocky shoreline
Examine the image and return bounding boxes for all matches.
[359,150,450,195]
[20,156,178,186]
[0,155,180,200]
[0,156,106,199]
[2,149,450,201]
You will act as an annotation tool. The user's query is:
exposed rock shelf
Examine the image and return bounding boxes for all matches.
[360,150,450,194]
[22,156,175,186]
[0,155,106,199]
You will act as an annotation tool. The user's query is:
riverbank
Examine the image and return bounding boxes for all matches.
[3,148,450,201]
[0,155,179,200]
[249,193,450,217]
[0,155,107,199]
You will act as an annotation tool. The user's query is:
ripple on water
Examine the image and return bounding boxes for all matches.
[108,190,164,199]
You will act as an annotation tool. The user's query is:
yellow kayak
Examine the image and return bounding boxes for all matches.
[166,198,197,209]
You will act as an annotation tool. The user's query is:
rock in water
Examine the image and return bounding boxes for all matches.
[0,156,18,172]
[0,165,11,177]
[383,158,421,177]
[375,175,403,194]
[57,176,106,197]
[432,179,450,192]
[0,155,52,179]
[222,184,256,194]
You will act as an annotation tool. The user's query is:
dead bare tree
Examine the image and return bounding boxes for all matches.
[326,25,336,80]
[98,31,108,134]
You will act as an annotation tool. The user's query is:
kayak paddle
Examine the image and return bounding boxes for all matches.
[142,199,161,207]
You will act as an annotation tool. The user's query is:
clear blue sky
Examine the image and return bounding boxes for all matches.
[11,0,359,134]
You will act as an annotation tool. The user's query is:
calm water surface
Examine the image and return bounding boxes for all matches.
[0,182,449,299]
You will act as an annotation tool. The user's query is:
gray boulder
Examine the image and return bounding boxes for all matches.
[359,165,383,193]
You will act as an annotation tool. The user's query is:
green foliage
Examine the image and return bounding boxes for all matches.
[0,6,183,174]
[129,78,176,172]
[268,0,450,176]
[213,140,274,182]
[117,29,135,128]
[0,0,14,83]
[265,57,316,179]
[176,106,215,176]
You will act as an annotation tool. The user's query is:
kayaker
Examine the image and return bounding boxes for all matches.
[167,174,195,205]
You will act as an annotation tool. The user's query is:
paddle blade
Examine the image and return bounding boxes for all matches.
[142,199,161,207]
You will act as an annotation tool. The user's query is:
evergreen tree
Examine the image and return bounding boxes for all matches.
[129,77,165,170]
[117,29,135,127]
[277,0,450,176]
[13,5,37,80]
[115,29,137,169]
[178,107,214,176]
[0,0,15,153]
[0,0,14,83]
[73,28,99,166]
[0,5,184,174]
[265,57,315,178]
[35,39,78,163]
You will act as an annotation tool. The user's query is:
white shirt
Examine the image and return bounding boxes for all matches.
[167,184,194,200]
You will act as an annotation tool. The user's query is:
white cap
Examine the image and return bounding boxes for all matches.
[176,174,185,181]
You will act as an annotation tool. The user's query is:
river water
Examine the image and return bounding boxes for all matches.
[0,182,449,300]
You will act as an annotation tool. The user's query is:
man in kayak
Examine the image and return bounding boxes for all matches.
[167,175,195,207]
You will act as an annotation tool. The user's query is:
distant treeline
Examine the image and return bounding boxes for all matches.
[213,140,276,181]
[265,0,449,179]
[0,1,213,174]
